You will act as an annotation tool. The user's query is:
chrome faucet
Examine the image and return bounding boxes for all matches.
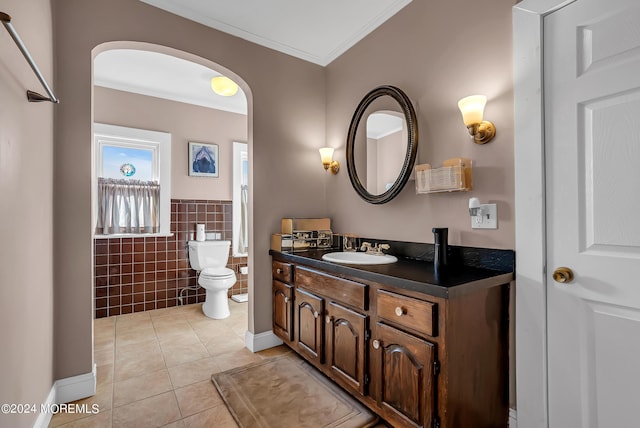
[360,242,390,255]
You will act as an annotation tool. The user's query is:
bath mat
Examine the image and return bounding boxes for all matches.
[211,353,379,428]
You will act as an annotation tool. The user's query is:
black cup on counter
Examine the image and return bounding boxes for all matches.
[432,227,448,278]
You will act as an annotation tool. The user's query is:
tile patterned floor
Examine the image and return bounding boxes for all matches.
[49,300,289,428]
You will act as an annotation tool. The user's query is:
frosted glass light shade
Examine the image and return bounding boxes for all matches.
[319,147,334,166]
[211,76,239,96]
[458,95,487,126]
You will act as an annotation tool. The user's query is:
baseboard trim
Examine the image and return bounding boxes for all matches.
[509,408,517,427]
[33,365,97,428]
[245,330,283,352]
[55,364,97,404]
[32,384,57,428]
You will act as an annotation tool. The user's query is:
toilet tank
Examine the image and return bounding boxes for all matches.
[188,240,231,271]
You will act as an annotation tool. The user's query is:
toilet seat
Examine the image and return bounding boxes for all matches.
[200,267,235,280]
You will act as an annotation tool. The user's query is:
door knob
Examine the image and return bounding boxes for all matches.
[553,267,574,284]
[372,339,380,349]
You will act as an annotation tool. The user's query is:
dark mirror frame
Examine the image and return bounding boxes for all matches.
[346,85,418,204]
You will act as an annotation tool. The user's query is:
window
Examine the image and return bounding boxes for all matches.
[233,141,248,255]
[93,123,171,236]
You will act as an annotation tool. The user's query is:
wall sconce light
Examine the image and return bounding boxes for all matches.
[319,147,340,174]
[211,76,239,96]
[457,95,496,144]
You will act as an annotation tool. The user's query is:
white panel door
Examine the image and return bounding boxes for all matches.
[544,0,640,426]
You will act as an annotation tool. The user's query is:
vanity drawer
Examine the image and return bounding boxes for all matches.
[377,290,437,337]
[295,266,367,311]
[272,261,293,284]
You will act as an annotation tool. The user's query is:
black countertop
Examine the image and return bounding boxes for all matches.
[270,248,514,299]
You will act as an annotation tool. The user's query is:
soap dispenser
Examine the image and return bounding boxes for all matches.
[432,227,448,273]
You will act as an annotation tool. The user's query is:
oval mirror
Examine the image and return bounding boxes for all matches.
[346,85,418,204]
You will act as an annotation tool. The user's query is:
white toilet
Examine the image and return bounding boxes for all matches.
[188,240,237,319]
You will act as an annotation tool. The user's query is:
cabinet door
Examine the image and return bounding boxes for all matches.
[325,301,368,395]
[373,322,436,428]
[272,280,293,342]
[294,288,324,364]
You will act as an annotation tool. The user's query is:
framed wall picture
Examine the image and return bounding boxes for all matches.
[188,142,219,177]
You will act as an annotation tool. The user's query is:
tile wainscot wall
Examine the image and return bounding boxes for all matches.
[94,199,247,318]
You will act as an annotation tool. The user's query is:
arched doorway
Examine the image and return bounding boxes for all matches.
[90,41,254,361]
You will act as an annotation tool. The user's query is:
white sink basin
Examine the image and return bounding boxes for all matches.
[321,251,397,265]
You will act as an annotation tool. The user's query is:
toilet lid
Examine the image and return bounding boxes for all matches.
[200,267,235,279]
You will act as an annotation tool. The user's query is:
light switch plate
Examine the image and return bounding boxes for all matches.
[471,204,498,229]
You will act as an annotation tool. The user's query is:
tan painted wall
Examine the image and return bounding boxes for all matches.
[325,0,516,406]
[0,0,54,426]
[53,0,326,379]
[326,0,515,250]
[94,86,248,201]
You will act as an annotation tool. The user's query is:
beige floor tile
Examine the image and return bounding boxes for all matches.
[96,363,113,388]
[94,347,115,366]
[89,299,249,427]
[94,333,115,353]
[193,324,237,344]
[229,323,248,338]
[188,319,232,341]
[113,368,173,408]
[257,344,292,359]
[174,380,223,417]
[189,325,219,344]
[157,329,200,347]
[94,326,115,342]
[115,318,154,334]
[161,341,210,368]
[115,338,161,359]
[94,317,115,335]
[149,306,184,318]
[214,348,262,372]
[153,320,194,340]
[112,391,181,428]
[167,357,221,389]
[115,326,156,346]
[181,404,238,428]
[204,334,246,356]
[114,351,166,381]
[51,409,112,428]
[116,310,151,325]
[181,306,207,321]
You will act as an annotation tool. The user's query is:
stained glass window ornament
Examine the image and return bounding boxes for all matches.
[120,163,136,177]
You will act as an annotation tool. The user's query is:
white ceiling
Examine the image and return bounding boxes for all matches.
[95,1,413,113]
[139,0,413,66]
[94,49,248,114]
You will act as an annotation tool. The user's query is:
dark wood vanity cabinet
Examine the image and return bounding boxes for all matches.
[272,280,293,342]
[372,322,436,428]
[271,256,510,428]
[272,261,294,343]
[325,301,368,395]
[294,287,324,364]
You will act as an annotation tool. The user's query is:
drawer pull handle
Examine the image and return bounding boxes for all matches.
[395,306,406,317]
[326,315,333,324]
[313,311,319,319]
[372,339,380,349]
[276,268,283,274]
